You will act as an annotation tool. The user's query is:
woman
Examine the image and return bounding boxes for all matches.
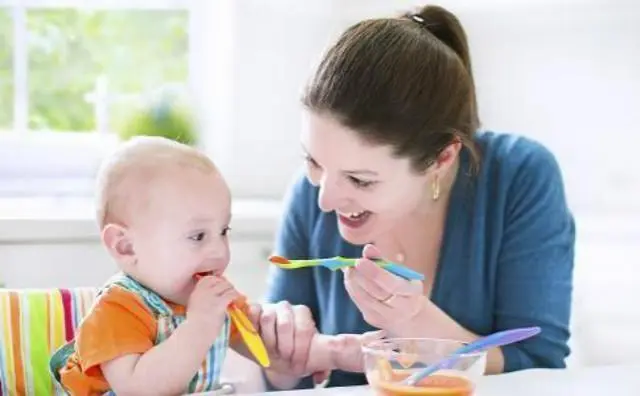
[256,4,574,390]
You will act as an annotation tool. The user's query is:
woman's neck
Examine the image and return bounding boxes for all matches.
[373,158,460,273]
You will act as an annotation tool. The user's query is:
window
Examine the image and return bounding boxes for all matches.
[0,1,192,197]
[0,1,307,200]
[26,8,188,133]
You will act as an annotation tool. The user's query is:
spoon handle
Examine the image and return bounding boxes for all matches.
[404,326,541,386]
[455,326,541,355]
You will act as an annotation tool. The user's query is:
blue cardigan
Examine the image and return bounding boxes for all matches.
[264,131,575,389]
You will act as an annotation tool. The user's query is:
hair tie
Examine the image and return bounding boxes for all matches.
[410,14,425,25]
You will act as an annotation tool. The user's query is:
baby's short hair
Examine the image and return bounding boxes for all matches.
[95,136,217,228]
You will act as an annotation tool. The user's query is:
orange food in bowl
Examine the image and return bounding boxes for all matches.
[370,370,474,396]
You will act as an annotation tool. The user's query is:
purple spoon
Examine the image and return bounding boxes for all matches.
[404,326,541,386]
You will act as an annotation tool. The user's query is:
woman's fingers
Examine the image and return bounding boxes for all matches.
[343,268,389,318]
[259,304,279,357]
[344,260,425,331]
[355,258,419,297]
[247,303,262,330]
[362,243,382,260]
[290,304,316,373]
[274,301,295,361]
[256,302,319,375]
[349,262,394,301]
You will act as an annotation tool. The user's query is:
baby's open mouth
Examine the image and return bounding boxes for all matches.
[194,271,214,279]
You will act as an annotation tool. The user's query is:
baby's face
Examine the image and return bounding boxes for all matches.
[127,167,232,305]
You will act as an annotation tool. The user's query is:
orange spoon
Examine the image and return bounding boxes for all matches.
[194,273,271,367]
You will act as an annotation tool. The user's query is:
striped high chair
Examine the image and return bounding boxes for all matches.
[0,288,97,396]
[0,287,246,396]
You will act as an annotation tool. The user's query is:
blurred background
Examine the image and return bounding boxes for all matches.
[0,0,638,369]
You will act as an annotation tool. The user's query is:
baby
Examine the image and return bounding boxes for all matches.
[49,137,379,395]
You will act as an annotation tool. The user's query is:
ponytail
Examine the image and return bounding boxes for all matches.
[406,5,479,130]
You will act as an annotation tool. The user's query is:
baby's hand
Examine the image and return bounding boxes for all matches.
[186,275,241,345]
[328,330,386,373]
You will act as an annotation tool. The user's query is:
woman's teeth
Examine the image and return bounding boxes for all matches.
[347,211,367,219]
[338,209,372,230]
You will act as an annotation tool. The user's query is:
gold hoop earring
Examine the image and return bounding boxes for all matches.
[431,175,440,202]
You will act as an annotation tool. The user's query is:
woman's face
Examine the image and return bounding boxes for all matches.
[301,112,438,245]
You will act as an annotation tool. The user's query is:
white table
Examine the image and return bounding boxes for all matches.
[226,364,640,395]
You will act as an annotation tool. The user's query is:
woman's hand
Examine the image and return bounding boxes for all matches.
[344,244,488,351]
[345,244,505,374]
[343,244,429,337]
[248,302,329,388]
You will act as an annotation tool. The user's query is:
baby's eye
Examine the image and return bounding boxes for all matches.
[221,226,231,237]
[189,232,206,242]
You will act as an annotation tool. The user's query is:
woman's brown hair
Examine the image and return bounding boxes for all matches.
[302,4,480,172]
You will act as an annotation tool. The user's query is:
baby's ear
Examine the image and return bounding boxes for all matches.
[102,223,137,269]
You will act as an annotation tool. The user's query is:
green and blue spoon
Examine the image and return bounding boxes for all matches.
[268,255,424,281]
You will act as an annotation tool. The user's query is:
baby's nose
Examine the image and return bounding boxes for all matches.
[203,250,228,269]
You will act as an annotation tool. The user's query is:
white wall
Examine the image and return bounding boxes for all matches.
[193,0,350,199]
[199,0,640,214]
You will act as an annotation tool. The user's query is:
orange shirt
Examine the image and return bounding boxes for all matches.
[57,286,242,395]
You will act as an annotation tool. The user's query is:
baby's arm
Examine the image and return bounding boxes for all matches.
[305,331,386,374]
[102,276,240,395]
[101,320,213,396]
[230,330,384,375]
[229,302,384,381]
